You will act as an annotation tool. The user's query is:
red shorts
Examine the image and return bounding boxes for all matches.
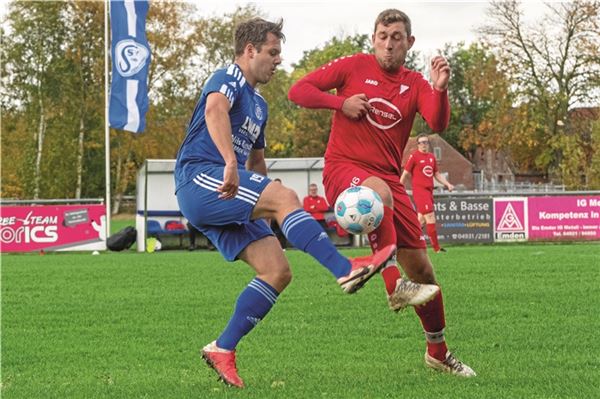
[412,188,434,215]
[323,162,426,249]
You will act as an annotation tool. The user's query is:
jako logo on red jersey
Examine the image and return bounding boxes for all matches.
[366,98,402,130]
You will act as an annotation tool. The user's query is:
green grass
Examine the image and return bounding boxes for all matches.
[2,243,599,398]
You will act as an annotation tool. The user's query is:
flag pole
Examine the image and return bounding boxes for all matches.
[104,0,112,238]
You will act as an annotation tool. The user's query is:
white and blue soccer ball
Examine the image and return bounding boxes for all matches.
[334,186,384,235]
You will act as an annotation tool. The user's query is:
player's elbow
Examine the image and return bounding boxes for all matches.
[430,122,448,133]
[288,80,308,106]
[287,82,300,104]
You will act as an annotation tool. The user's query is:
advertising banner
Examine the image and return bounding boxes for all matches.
[0,205,106,252]
[528,196,600,240]
[494,197,528,242]
[434,198,493,243]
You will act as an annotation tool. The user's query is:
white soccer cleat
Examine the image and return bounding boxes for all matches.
[387,278,440,312]
[425,351,477,377]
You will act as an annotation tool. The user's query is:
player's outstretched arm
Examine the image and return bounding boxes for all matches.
[205,92,239,199]
[434,171,454,191]
[246,148,267,176]
[416,56,451,132]
[400,170,411,186]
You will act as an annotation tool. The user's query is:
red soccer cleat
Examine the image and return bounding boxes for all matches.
[201,341,244,388]
[337,244,397,293]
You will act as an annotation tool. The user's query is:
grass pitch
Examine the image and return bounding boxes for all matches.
[2,242,599,398]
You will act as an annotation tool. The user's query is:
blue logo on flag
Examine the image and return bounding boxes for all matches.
[109,0,151,134]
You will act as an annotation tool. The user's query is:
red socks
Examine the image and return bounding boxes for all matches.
[381,265,401,295]
[368,206,400,295]
[426,223,441,252]
[414,290,448,360]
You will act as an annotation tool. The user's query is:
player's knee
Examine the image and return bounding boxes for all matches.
[272,264,292,289]
[277,187,301,209]
[376,186,393,208]
[363,177,393,207]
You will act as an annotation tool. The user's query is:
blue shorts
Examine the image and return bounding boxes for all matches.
[176,164,274,261]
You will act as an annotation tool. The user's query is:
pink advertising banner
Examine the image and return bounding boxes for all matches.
[0,205,106,252]
[528,196,600,240]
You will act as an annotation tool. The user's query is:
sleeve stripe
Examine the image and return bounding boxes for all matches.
[225,64,246,87]
[219,84,235,107]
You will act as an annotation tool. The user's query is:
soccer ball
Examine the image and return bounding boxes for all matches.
[334,186,384,235]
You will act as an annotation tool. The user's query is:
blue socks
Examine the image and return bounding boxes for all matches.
[217,277,279,350]
[281,209,351,278]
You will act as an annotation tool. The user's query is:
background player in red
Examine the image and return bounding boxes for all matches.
[401,133,454,253]
[303,183,330,229]
[289,8,475,376]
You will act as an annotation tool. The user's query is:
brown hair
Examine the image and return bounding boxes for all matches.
[373,9,411,37]
[234,18,285,56]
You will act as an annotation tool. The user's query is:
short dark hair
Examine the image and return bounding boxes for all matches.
[234,17,285,56]
[417,133,429,141]
[374,9,411,37]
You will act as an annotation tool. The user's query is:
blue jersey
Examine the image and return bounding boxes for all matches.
[175,64,268,192]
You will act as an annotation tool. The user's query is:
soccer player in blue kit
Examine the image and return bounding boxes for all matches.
[175,18,396,388]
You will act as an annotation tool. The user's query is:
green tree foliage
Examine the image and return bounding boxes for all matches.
[1,1,262,207]
[3,1,599,202]
[2,1,69,199]
[444,43,517,161]
[192,5,263,82]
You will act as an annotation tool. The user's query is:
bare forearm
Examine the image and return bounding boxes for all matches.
[400,171,410,186]
[206,105,236,166]
[247,159,267,175]
[434,172,450,187]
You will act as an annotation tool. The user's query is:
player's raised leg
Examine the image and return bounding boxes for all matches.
[254,181,396,293]
[201,235,292,388]
[361,177,403,292]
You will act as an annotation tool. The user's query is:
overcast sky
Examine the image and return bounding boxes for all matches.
[0,0,550,69]
[196,0,549,69]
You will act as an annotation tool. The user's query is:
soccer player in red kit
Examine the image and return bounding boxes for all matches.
[401,133,455,253]
[288,9,475,376]
[303,183,330,229]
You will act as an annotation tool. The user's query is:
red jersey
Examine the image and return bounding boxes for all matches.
[288,53,449,177]
[303,195,329,221]
[404,150,438,192]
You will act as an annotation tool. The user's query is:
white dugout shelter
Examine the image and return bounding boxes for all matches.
[136,158,328,251]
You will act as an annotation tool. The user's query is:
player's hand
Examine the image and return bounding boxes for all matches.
[341,94,371,120]
[218,163,239,199]
[447,183,455,192]
[430,55,450,91]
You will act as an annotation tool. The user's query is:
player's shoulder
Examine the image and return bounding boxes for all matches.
[209,64,247,86]
[322,52,368,69]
